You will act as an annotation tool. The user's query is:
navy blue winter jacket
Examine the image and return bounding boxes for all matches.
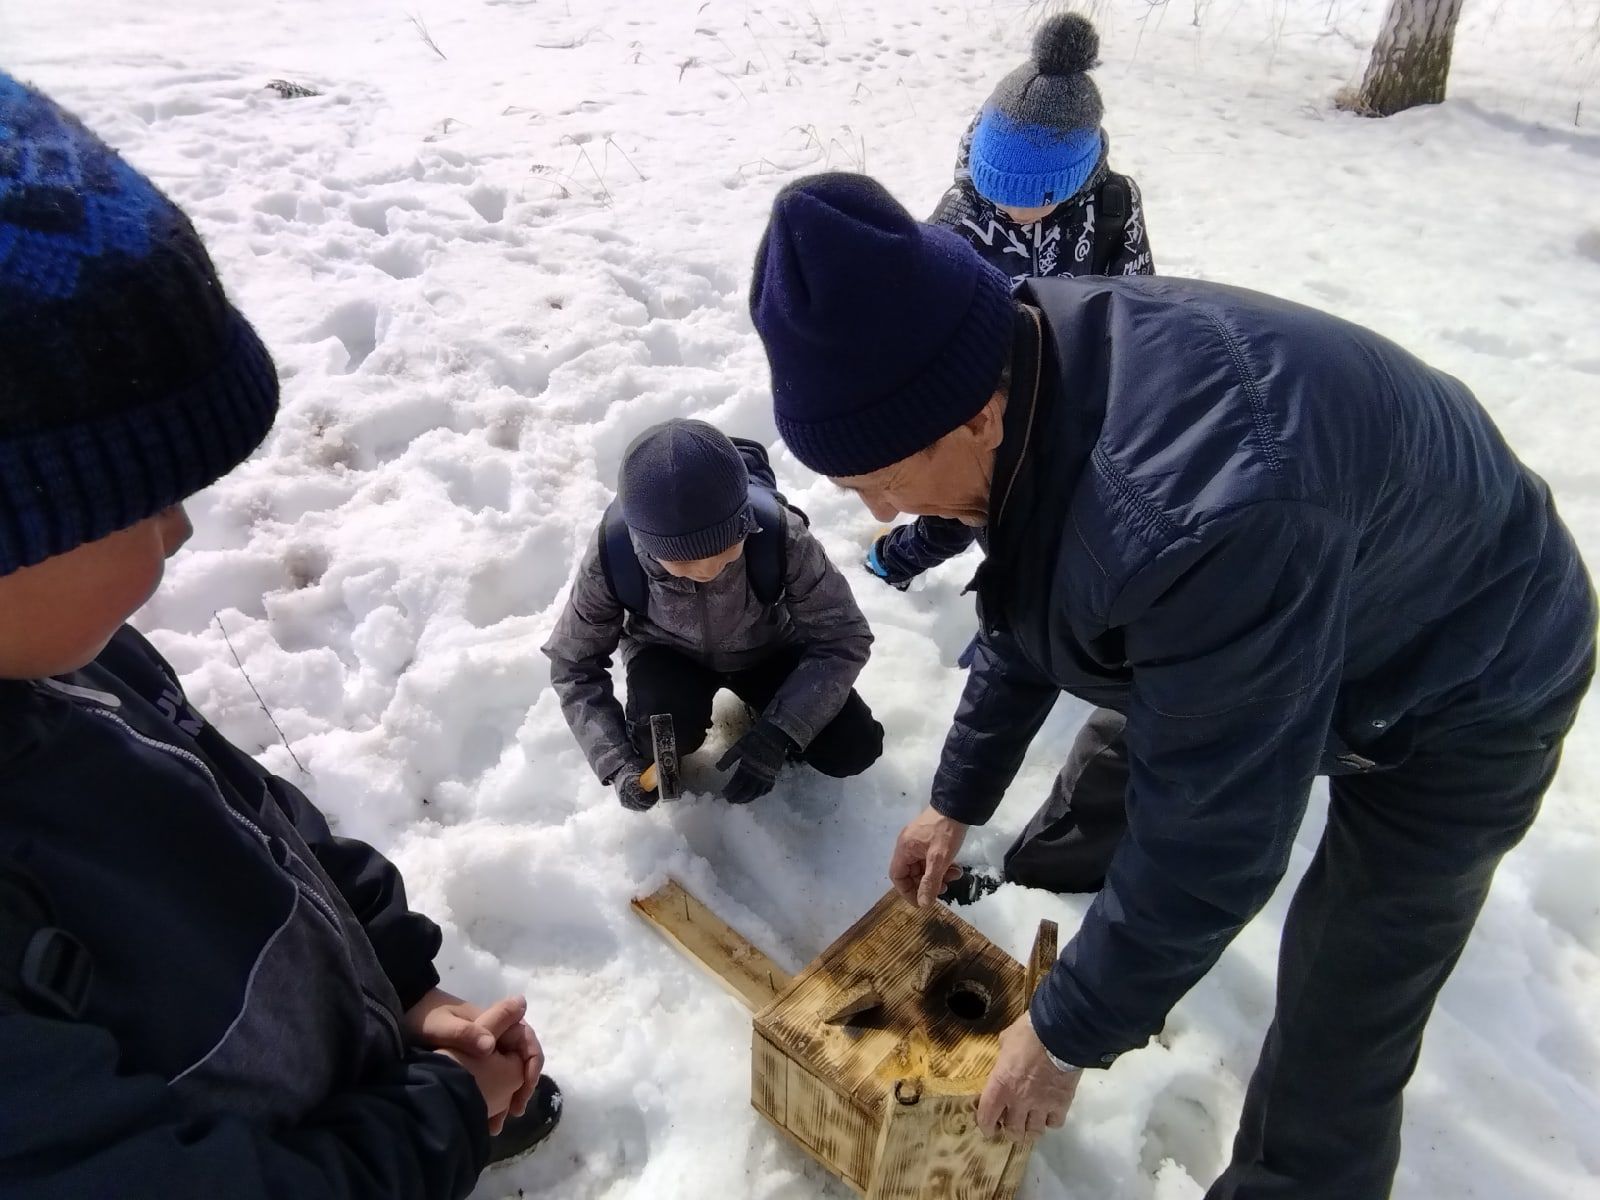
[0,628,488,1199]
[936,278,1596,1069]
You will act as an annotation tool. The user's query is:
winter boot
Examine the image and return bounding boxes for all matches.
[487,1076,563,1165]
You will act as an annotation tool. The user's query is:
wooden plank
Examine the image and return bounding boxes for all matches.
[752,1030,789,1127]
[865,1087,1024,1200]
[1025,919,1058,1000]
[756,1107,868,1196]
[786,1057,877,1189]
[630,878,791,1012]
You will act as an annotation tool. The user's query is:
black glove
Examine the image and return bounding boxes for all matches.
[864,536,913,591]
[612,761,658,812]
[716,720,795,805]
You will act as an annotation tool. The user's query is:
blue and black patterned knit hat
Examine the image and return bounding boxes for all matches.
[968,14,1106,209]
[0,73,279,576]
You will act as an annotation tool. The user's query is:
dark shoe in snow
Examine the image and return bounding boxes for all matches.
[939,866,1004,907]
[487,1076,563,1165]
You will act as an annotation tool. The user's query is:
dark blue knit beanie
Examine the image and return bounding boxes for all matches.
[968,14,1106,209]
[619,419,754,562]
[750,173,1013,478]
[0,73,279,577]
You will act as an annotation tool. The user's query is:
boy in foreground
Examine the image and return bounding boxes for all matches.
[0,73,557,1199]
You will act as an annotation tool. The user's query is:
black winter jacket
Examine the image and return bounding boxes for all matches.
[937,279,1596,1070]
[0,629,487,1200]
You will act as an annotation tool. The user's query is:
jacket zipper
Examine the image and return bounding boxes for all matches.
[80,707,346,934]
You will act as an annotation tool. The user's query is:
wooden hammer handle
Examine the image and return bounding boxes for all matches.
[640,764,659,793]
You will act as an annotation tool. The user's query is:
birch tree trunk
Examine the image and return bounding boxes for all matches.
[1351,0,1468,117]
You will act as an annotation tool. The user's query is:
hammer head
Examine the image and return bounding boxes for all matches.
[648,713,681,800]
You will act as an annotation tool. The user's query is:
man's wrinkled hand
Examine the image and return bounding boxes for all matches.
[976,1014,1082,1140]
[888,805,968,907]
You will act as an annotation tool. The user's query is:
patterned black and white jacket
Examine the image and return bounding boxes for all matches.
[871,118,1157,589]
[928,115,1155,283]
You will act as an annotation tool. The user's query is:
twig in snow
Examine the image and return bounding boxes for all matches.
[604,135,647,181]
[407,13,447,61]
[215,612,306,774]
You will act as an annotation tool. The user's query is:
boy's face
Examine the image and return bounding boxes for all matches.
[0,505,192,679]
[996,201,1060,225]
[658,538,746,584]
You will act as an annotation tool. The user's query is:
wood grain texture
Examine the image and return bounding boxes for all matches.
[1025,920,1058,1000]
[865,1087,1030,1200]
[824,979,885,1026]
[757,890,1028,1116]
[630,878,790,1012]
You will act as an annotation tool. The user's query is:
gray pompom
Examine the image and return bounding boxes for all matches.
[1032,13,1100,76]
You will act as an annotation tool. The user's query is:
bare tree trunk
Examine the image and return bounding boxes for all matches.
[1348,0,1468,117]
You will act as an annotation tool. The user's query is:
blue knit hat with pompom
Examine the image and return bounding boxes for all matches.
[968,14,1106,209]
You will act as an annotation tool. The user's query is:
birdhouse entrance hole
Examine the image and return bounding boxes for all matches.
[945,978,992,1023]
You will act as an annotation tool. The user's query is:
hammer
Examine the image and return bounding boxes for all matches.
[637,714,681,801]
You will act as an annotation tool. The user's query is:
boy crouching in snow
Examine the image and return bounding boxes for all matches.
[544,419,883,809]
[0,75,556,1199]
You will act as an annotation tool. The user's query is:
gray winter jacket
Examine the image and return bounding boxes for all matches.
[543,506,873,784]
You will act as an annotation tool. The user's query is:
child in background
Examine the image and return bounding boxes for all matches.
[544,419,882,809]
[867,12,1154,593]
[0,74,557,1200]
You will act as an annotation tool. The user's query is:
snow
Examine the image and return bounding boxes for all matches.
[5,0,1598,1196]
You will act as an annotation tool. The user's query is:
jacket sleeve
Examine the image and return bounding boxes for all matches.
[119,627,446,1013]
[763,511,874,749]
[540,533,635,785]
[926,111,981,225]
[1030,503,1354,1067]
[878,518,980,584]
[929,629,1060,825]
[0,1009,486,1200]
[1105,176,1155,277]
[251,767,445,1012]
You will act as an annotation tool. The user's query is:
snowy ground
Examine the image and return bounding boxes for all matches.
[6,0,1599,1196]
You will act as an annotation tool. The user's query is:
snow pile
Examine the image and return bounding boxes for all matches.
[5,1,1597,1197]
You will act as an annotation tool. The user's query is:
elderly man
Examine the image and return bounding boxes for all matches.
[748,172,1594,1200]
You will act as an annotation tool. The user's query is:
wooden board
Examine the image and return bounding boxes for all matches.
[866,1088,1033,1200]
[1025,920,1058,1000]
[756,890,1027,1117]
[630,878,791,1012]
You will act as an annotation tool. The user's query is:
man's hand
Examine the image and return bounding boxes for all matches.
[888,805,968,907]
[404,989,545,1129]
[976,1014,1082,1139]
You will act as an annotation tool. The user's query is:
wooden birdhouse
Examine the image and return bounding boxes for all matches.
[633,881,1057,1199]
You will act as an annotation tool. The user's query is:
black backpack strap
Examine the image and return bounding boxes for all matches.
[598,500,650,619]
[745,488,787,607]
[1092,175,1131,276]
[0,868,93,1019]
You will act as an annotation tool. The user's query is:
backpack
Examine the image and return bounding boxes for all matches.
[1091,175,1132,276]
[598,437,803,618]
[0,866,93,1018]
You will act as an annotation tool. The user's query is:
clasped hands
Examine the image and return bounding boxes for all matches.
[403,987,544,1134]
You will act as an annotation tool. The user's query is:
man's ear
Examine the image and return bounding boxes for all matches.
[965,394,1006,452]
